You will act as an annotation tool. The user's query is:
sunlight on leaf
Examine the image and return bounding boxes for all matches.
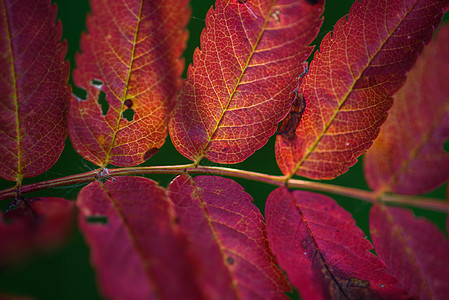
[0,0,70,182]
[68,0,189,167]
[276,0,448,179]
[170,0,324,164]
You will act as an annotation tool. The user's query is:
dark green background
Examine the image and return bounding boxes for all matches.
[0,1,447,299]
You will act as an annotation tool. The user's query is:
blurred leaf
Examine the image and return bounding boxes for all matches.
[168,175,290,299]
[265,189,406,300]
[370,204,449,299]
[364,24,449,195]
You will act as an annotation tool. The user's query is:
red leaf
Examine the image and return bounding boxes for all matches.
[0,197,75,266]
[168,175,290,299]
[276,0,448,179]
[370,204,449,299]
[68,0,189,167]
[265,188,405,300]
[77,177,205,300]
[364,24,449,195]
[169,0,323,164]
[0,0,70,182]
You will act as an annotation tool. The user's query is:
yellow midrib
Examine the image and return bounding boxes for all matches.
[288,1,418,179]
[194,1,276,165]
[103,1,143,167]
[2,0,23,185]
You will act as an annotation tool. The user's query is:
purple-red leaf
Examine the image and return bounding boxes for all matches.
[77,177,204,300]
[169,0,324,164]
[168,175,289,299]
[68,0,189,167]
[276,0,448,179]
[364,24,449,195]
[0,0,70,182]
[370,204,449,299]
[266,188,405,300]
[0,197,75,266]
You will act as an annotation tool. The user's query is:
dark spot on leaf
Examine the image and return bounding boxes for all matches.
[443,140,449,153]
[97,90,109,116]
[122,108,135,121]
[277,93,306,140]
[143,147,159,161]
[173,216,180,224]
[238,0,247,3]
[305,0,319,4]
[226,257,235,265]
[124,99,133,108]
[72,86,87,100]
[300,238,309,250]
[85,215,108,225]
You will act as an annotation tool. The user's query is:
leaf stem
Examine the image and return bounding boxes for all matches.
[0,165,447,213]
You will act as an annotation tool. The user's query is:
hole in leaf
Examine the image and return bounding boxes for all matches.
[305,0,319,4]
[91,79,103,88]
[97,90,109,116]
[85,215,108,225]
[226,257,235,265]
[144,148,159,161]
[122,108,135,121]
[443,140,449,153]
[72,86,87,101]
[124,99,133,109]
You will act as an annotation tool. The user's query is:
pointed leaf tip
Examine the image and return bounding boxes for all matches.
[364,24,449,195]
[276,0,448,179]
[168,175,290,299]
[266,188,406,300]
[0,0,70,182]
[68,0,189,167]
[169,0,324,164]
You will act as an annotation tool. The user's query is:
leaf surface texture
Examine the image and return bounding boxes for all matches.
[276,0,448,179]
[170,0,324,164]
[265,188,405,300]
[168,175,289,299]
[0,0,70,182]
[68,0,189,167]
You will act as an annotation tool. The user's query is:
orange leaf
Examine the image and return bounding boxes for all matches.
[276,0,448,179]
[68,0,189,167]
[169,0,324,164]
